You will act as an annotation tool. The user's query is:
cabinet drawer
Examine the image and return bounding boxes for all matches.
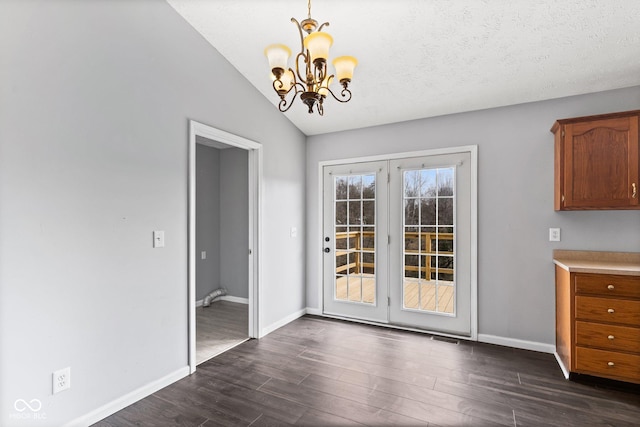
[575,274,640,299]
[575,346,640,383]
[575,296,640,325]
[575,321,640,353]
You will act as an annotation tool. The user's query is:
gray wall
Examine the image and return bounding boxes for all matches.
[220,147,250,299]
[0,1,306,426]
[306,86,640,346]
[196,143,221,300]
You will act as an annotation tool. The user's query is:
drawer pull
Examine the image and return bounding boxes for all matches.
[607,284,615,290]
[608,362,615,367]
[607,308,615,314]
[608,335,615,340]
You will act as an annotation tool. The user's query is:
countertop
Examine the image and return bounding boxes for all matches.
[553,250,640,276]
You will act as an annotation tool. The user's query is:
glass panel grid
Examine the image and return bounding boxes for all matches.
[402,167,455,314]
[334,174,376,305]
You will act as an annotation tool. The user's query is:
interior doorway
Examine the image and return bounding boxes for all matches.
[188,120,262,373]
[195,141,249,364]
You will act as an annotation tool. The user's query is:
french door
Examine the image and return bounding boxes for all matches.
[323,161,389,322]
[323,151,474,336]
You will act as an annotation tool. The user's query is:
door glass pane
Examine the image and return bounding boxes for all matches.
[335,177,348,200]
[348,176,362,199]
[362,226,375,251]
[402,167,455,314]
[334,174,376,305]
[335,201,347,226]
[404,200,419,225]
[362,201,375,224]
[362,174,375,199]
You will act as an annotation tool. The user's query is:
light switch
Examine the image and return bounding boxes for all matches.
[153,231,165,248]
[290,227,297,238]
[201,251,207,260]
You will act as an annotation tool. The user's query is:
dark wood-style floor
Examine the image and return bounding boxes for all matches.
[94,316,640,426]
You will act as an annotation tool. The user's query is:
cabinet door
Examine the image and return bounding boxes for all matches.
[563,116,639,209]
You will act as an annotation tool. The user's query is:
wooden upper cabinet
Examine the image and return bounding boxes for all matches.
[551,110,640,210]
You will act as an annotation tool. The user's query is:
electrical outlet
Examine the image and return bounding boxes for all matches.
[53,367,71,394]
[549,228,561,242]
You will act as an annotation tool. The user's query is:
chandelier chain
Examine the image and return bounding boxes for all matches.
[307,0,311,19]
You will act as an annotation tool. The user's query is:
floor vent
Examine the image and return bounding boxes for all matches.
[431,336,460,344]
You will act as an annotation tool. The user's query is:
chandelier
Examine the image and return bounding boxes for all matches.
[264,0,357,116]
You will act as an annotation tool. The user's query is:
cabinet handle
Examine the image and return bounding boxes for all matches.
[608,362,615,367]
[607,308,615,314]
[608,335,615,340]
[607,284,615,290]
[633,183,637,199]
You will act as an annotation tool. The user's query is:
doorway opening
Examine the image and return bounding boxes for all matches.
[188,120,262,373]
[195,140,248,364]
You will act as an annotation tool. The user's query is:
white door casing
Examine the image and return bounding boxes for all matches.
[188,120,263,374]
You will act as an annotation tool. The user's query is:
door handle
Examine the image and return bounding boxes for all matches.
[632,183,637,199]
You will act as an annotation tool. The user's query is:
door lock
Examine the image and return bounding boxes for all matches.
[324,247,330,253]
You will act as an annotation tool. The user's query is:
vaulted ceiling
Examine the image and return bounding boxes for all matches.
[168,0,640,136]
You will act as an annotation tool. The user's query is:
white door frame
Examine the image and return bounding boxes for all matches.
[188,120,263,374]
[317,145,478,340]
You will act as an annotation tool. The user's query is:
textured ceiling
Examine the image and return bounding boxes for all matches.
[167,0,640,136]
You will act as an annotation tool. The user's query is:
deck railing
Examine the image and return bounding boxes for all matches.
[335,230,453,279]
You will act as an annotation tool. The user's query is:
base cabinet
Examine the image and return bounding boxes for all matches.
[555,266,640,384]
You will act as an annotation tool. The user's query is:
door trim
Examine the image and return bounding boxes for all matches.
[317,146,477,340]
[188,120,263,374]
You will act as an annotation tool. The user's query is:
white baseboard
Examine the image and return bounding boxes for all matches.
[260,308,307,338]
[305,310,553,354]
[554,352,570,379]
[478,334,555,354]
[65,366,189,427]
[221,295,249,304]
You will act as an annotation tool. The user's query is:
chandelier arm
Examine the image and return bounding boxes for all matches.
[291,18,305,53]
[326,85,352,103]
[278,88,301,113]
[272,79,284,92]
[294,52,309,86]
[317,22,330,32]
